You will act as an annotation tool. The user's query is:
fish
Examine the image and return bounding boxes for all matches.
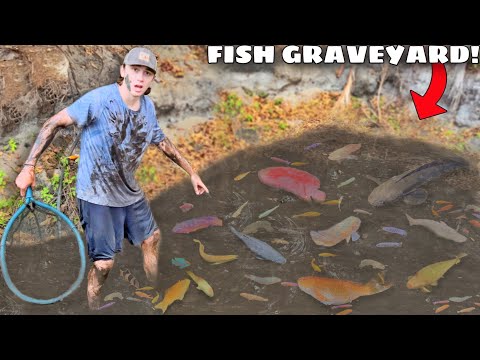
[304,142,321,151]
[298,276,393,305]
[258,167,326,203]
[97,302,116,311]
[359,259,386,270]
[435,304,450,314]
[368,158,469,207]
[310,216,361,247]
[104,292,123,302]
[281,282,299,287]
[229,225,287,264]
[335,309,353,315]
[244,274,282,285]
[154,279,191,314]
[402,188,428,206]
[186,270,214,297]
[406,253,467,290]
[119,268,139,289]
[234,171,251,181]
[292,211,322,218]
[457,307,476,314]
[354,209,372,216]
[135,291,153,299]
[328,144,362,161]
[405,214,467,243]
[258,205,280,219]
[271,156,291,165]
[179,203,194,213]
[172,216,223,234]
[231,201,249,218]
[337,177,355,188]
[376,242,402,248]
[171,257,191,269]
[242,221,274,234]
[382,226,407,237]
[240,293,269,302]
[193,239,238,265]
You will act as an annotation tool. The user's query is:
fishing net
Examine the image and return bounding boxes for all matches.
[0,191,86,304]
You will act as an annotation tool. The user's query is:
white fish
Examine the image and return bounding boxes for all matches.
[405,213,467,243]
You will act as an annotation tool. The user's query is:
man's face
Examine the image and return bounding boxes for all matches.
[122,65,155,96]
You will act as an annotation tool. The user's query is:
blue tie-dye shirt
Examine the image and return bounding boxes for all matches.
[66,84,166,207]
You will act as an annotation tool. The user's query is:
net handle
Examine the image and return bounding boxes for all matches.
[0,186,87,305]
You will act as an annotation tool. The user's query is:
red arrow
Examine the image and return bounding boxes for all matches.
[410,63,448,120]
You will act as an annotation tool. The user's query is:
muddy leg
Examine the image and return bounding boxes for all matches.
[141,229,161,284]
[87,259,114,310]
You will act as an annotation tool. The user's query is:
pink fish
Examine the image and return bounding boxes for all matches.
[179,203,194,213]
[258,167,326,203]
[271,157,291,165]
[172,216,223,234]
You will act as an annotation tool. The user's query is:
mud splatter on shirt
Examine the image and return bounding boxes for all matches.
[67,84,165,206]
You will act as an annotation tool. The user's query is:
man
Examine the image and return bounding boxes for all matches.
[15,46,209,310]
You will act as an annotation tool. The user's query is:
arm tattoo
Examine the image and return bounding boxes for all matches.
[158,137,195,175]
[25,115,68,165]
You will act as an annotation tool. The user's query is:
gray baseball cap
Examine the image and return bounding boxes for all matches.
[123,47,157,74]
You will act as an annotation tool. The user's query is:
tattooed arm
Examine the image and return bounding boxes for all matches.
[15,109,75,196]
[158,137,209,195]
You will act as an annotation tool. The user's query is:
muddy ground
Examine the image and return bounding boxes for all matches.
[1,126,480,315]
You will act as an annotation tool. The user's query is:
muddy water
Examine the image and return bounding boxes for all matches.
[2,126,480,315]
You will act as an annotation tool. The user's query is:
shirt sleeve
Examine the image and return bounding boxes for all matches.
[151,120,166,145]
[66,89,100,128]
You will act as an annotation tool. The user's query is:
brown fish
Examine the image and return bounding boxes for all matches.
[298,276,393,305]
[154,279,191,314]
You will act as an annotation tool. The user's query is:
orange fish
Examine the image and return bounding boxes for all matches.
[298,276,392,305]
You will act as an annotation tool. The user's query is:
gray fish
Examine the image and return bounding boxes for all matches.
[368,158,468,207]
[229,225,287,264]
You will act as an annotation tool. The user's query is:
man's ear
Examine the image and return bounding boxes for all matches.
[120,64,126,77]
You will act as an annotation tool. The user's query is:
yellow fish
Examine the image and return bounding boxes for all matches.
[234,171,251,181]
[311,258,322,272]
[193,239,238,265]
[240,293,269,302]
[290,162,309,166]
[292,211,321,218]
[407,253,467,291]
[186,270,214,297]
[154,279,191,314]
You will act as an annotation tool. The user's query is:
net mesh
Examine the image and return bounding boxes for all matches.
[3,202,83,299]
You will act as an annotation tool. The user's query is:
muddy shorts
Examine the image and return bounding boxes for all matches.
[77,197,158,262]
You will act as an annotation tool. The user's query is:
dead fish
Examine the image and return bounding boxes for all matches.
[304,142,321,151]
[172,216,223,234]
[405,214,467,243]
[179,203,194,213]
[271,238,289,245]
[337,177,355,188]
[298,276,393,305]
[435,304,450,313]
[281,282,298,287]
[335,309,353,315]
[240,293,269,302]
[331,304,352,309]
[186,270,214,297]
[382,226,407,236]
[234,171,251,181]
[271,156,291,165]
[402,188,428,206]
[376,242,402,248]
[229,225,287,264]
[311,258,322,272]
[328,144,362,161]
[292,211,322,218]
[97,302,116,311]
[231,201,249,218]
[258,167,326,203]
[135,291,153,299]
[154,279,191,314]
[193,239,238,265]
[407,253,467,291]
[359,259,386,270]
[354,209,372,216]
[457,307,476,314]
[104,292,123,302]
[368,158,469,207]
[258,205,280,219]
[449,296,472,303]
[119,268,139,289]
[244,274,282,285]
[242,220,274,234]
[310,216,361,247]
